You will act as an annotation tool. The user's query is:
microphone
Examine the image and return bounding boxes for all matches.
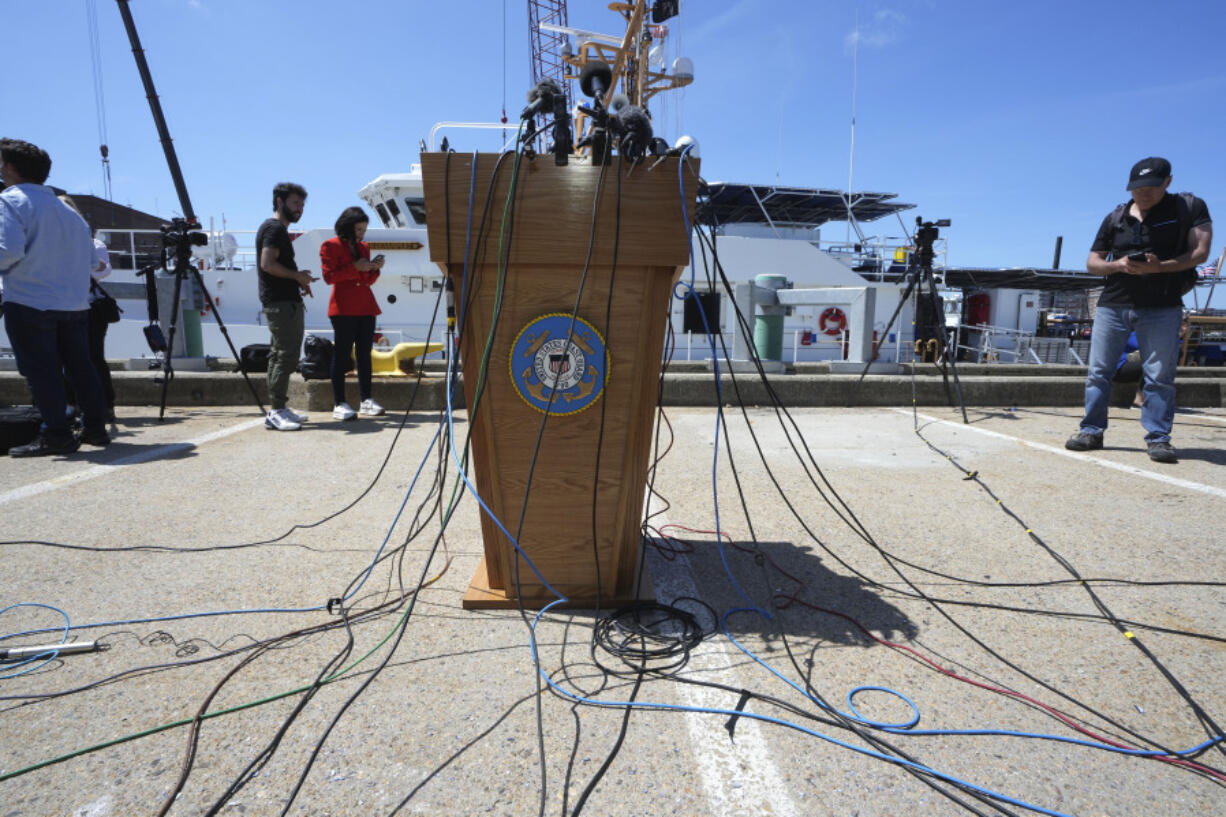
[579,60,613,102]
[612,105,652,159]
[551,93,572,166]
[521,78,562,120]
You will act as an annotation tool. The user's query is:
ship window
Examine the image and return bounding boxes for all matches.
[409,276,424,293]
[385,198,405,227]
[405,197,427,225]
[374,203,391,228]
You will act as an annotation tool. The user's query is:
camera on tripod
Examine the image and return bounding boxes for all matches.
[160,217,208,252]
[915,216,951,244]
[913,216,950,268]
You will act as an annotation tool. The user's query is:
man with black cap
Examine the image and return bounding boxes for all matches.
[1066,157,1213,463]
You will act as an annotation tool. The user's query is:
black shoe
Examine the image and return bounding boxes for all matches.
[1065,432,1103,451]
[9,434,80,458]
[1147,441,1177,463]
[79,428,111,447]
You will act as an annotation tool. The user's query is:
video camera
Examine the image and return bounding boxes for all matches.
[161,217,208,251]
[913,217,950,268]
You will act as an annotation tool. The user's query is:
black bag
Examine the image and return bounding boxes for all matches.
[0,406,41,454]
[298,334,333,380]
[143,323,168,353]
[239,343,272,373]
[89,279,122,323]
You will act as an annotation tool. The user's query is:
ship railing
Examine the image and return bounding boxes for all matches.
[96,227,259,274]
[950,323,1068,364]
[669,329,907,365]
[819,236,948,280]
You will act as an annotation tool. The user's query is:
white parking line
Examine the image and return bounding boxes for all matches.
[896,409,1226,500]
[1184,410,1226,424]
[0,418,265,506]
[647,515,800,817]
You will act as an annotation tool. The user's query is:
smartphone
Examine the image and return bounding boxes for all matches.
[1127,251,1147,262]
[373,254,385,262]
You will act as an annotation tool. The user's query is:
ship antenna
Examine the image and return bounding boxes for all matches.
[846,8,859,244]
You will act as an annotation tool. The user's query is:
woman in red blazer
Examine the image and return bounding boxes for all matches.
[320,206,386,419]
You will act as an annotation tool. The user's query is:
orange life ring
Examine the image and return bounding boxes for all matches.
[374,334,391,351]
[819,307,847,336]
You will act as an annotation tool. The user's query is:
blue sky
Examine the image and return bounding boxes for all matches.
[4,0,1223,271]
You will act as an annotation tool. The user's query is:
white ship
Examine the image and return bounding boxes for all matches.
[73,0,1115,370]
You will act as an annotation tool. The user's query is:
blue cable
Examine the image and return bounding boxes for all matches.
[505,156,1073,817]
[523,597,1072,817]
[718,606,1225,759]
[2,414,447,645]
[442,146,564,599]
[0,603,70,679]
[672,152,766,616]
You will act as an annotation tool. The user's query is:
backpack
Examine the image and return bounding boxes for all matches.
[238,343,272,373]
[1105,192,1200,296]
[298,334,333,380]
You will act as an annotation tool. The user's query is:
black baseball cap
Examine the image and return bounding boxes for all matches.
[1127,157,1171,190]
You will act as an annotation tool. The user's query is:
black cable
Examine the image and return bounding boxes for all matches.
[909,419,1226,757]
[676,213,1212,763]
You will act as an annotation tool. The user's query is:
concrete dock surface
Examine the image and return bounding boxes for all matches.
[2,402,1225,816]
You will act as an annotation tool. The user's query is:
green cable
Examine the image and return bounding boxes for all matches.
[2,139,534,786]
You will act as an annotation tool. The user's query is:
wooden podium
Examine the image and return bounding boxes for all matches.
[421,152,699,608]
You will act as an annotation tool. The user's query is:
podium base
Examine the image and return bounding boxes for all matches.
[462,557,655,610]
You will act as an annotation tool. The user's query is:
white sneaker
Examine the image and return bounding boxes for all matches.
[358,398,385,416]
[265,408,302,431]
[332,402,357,421]
[284,407,309,423]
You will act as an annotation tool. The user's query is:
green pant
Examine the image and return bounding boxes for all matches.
[263,300,304,410]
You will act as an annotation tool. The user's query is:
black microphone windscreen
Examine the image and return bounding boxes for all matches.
[526,78,561,104]
[579,61,613,98]
[616,107,651,137]
[521,78,563,120]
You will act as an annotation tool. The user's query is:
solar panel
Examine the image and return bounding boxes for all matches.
[695,182,915,227]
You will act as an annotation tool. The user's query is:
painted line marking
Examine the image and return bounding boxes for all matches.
[894,408,1226,500]
[0,418,265,506]
[1181,410,1226,425]
[646,510,799,817]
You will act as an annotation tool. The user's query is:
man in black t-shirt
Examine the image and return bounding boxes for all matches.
[256,181,318,431]
[1065,157,1213,463]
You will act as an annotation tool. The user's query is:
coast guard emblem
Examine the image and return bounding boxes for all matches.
[509,314,609,416]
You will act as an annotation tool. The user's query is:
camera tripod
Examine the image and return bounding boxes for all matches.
[117,0,264,421]
[860,217,968,424]
[154,219,266,421]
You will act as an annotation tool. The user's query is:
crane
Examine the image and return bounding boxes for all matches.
[527,0,575,121]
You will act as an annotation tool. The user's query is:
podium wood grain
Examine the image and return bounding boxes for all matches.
[422,152,699,606]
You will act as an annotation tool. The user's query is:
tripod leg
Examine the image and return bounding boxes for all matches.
[921,266,968,424]
[157,265,187,421]
[189,266,267,416]
[858,268,918,382]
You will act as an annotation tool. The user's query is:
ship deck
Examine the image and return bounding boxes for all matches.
[3,403,1226,816]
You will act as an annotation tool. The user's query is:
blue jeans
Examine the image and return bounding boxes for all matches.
[2,301,106,438]
[1080,304,1182,443]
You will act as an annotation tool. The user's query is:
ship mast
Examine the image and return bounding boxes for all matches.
[539,1,693,154]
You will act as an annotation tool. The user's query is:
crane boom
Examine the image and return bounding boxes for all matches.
[527,0,574,116]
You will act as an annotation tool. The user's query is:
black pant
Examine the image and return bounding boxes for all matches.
[330,314,376,405]
[64,307,115,414]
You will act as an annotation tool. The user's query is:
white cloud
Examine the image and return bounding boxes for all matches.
[845,8,907,52]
